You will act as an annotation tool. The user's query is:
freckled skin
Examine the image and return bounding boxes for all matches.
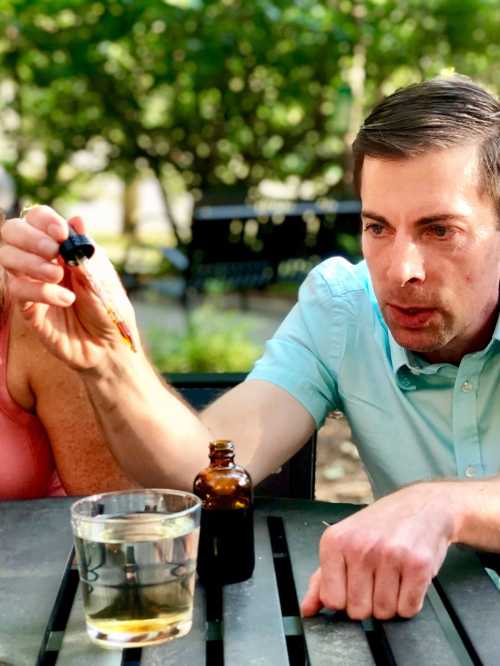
[360,144,500,365]
[7,306,136,494]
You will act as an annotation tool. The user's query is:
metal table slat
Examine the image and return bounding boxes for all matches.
[5,496,500,665]
[0,499,74,666]
[383,595,468,666]
[56,586,122,666]
[280,500,375,666]
[437,545,500,665]
[143,585,206,665]
[222,511,289,666]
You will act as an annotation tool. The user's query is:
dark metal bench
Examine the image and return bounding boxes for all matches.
[166,372,316,499]
[170,200,360,302]
[123,200,361,304]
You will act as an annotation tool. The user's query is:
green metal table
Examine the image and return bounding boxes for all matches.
[1,496,500,665]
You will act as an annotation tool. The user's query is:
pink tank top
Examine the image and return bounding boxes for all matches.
[0,305,65,499]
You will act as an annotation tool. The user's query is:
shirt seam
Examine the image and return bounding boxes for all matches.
[315,267,365,394]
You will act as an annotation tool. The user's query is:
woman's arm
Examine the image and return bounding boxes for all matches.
[0,206,315,490]
[9,306,137,495]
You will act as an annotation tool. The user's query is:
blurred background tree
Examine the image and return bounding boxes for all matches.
[3,0,497,493]
[1,0,499,240]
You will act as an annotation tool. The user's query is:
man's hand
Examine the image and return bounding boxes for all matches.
[0,205,138,369]
[301,483,459,620]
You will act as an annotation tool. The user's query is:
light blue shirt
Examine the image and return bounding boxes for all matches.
[247,258,500,498]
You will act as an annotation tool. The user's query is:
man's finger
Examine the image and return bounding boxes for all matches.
[346,564,374,620]
[372,561,401,620]
[318,547,347,612]
[397,563,431,618]
[300,567,323,617]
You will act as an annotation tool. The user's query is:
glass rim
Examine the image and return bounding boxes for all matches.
[70,488,202,524]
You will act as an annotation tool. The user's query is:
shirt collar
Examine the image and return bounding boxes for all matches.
[493,311,500,342]
[388,310,500,389]
[388,334,414,377]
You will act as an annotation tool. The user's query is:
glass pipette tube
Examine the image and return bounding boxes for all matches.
[77,257,137,352]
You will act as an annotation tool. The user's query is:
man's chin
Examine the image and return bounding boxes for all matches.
[389,327,446,354]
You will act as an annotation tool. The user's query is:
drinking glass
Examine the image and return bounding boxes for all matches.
[71,489,201,648]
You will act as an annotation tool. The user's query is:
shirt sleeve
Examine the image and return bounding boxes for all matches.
[246,261,349,428]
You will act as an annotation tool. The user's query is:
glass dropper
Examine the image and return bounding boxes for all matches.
[20,206,136,351]
[76,258,137,352]
[58,226,137,352]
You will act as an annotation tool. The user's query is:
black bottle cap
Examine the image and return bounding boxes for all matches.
[59,226,95,266]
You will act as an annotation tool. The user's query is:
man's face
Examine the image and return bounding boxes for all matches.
[361,144,500,364]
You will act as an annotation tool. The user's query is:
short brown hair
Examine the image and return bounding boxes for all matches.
[352,76,500,217]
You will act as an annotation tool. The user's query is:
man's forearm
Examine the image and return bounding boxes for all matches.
[426,476,500,553]
[80,347,212,489]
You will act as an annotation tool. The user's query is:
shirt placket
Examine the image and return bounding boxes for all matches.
[452,357,484,479]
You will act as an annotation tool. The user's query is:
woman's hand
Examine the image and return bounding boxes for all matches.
[0,205,139,369]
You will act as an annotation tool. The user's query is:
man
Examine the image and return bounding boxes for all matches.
[1,75,499,621]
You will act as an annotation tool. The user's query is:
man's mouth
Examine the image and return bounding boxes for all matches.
[386,304,436,328]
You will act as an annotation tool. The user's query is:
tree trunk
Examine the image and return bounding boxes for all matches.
[342,4,367,192]
[122,175,141,239]
[149,159,183,247]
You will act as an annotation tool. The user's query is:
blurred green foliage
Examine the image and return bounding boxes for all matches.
[144,303,262,372]
[1,0,499,211]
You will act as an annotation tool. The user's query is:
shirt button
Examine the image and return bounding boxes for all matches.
[465,465,478,478]
[461,380,473,393]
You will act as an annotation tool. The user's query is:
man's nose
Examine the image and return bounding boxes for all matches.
[387,238,426,286]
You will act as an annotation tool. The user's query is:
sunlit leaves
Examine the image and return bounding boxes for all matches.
[0,0,498,206]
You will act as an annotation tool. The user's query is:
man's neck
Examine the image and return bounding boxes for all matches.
[420,305,500,366]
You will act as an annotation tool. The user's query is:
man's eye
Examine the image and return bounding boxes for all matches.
[429,225,450,238]
[364,223,385,235]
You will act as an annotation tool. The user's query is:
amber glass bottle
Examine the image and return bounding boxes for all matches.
[193,439,255,585]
